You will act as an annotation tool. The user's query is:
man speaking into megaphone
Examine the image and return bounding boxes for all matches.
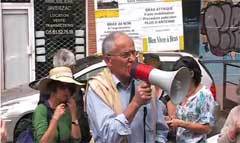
[86,32,169,143]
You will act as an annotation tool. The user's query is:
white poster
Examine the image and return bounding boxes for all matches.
[95,0,184,53]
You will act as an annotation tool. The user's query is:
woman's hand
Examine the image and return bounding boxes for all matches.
[235,120,240,134]
[67,97,78,119]
[229,120,240,140]
[52,103,66,121]
[167,118,212,134]
[67,97,81,140]
[167,118,185,129]
[40,104,66,143]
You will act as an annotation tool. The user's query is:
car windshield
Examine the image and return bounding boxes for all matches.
[74,55,105,84]
[75,67,105,82]
[74,55,103,73]
[143,53,178,71]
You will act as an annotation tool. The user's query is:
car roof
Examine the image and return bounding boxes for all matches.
[143,51,194,62]
[73,60,106,79]
[75,55,103,72]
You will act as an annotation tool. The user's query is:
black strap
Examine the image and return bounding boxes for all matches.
[43,101,53,123]
[128,80,147,143]
[143,107,147,143]
[129,80,135,103]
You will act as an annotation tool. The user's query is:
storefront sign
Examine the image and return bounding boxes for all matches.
[45,0,74,37]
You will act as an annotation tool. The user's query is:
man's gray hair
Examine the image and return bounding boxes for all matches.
[53,48,76,67]
[102,31,128,54]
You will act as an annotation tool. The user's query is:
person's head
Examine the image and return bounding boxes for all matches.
[37,66,83,104]
[53,48,76,72]
[47,80,76,104]
[173,56,202,86]
[143,53,161,69]
[102,32,138,84]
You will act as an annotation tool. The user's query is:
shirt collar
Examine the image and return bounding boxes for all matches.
[112,74,121,86]
[187,85,204,102]
[112,74,134,90]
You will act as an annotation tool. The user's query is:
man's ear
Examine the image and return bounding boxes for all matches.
[103,56,112,66]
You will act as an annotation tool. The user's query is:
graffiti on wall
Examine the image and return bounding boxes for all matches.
[202,2,240,56]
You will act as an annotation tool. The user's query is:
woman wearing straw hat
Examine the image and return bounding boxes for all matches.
[32,66,83,143]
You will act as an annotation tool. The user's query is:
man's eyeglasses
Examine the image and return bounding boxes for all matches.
[107,50,139,59]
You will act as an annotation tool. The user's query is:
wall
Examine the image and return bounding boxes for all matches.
[87,0,97,55]
[200,0,240,109]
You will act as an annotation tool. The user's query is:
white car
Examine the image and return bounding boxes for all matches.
[207,134,219,143]
[0,52,217,142]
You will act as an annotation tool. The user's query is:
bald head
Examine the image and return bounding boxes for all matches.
[102,32,134,55]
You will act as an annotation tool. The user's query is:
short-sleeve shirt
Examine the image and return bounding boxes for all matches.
[176,86,216,143]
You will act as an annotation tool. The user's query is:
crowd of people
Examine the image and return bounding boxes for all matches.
[1,31,240,143]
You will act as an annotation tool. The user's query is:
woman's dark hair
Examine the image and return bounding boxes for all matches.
[38,80,76,104]
[47,80,76,95]
[173,56,202,86]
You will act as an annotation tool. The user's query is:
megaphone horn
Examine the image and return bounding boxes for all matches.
[130,63,192,105]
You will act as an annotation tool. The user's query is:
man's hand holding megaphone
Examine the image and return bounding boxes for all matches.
[124,81,152,123]
[131,82,152,108]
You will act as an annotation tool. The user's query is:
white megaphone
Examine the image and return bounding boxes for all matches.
[130,62,192,105]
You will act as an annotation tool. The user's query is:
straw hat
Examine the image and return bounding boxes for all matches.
[29,66,84,92]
